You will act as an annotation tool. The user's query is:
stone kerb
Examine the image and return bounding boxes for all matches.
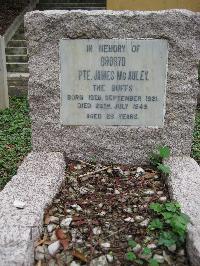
[0,36,9,109]
[25,10,200,165]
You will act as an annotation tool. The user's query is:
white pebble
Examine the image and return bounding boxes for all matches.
[135,215,144,222]
[147,243,157,249]
[106,254,114,262]
[60,217,72,228]
[140,219,149,227]
[35,246,45,261]
[98,203,103,208]
[93,227,101,235]
[168,244,176,252]
[136,167,145,173]
[124,207,132,214]
[124,217,134,222]
[49,216,59,224]
[159,196,167,202]
[132,244,142,253]
[47,224,57,233]
[101,242,111,249]
[70,261,81,266]
[48,241,60,256]
[153,254,165,263]
[99,211,106,216]
[114,189,120,194]
[71,204,82,211]
[143,189,155,196]
[13,200,26,209]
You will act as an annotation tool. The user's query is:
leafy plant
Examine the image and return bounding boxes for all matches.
[148,201,190,248]
[126,251,136,261]
[150,146,171,175]
[0,97,31,189]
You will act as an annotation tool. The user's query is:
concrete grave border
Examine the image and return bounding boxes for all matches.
[0,154,200,265]
[0,152,66,265]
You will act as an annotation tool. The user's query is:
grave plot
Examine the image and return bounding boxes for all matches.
[34,161,189,266]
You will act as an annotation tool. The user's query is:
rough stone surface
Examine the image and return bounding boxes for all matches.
[167,156,200,266]
[0,152,66,265]
[25,10,200,165]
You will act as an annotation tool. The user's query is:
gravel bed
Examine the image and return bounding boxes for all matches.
[34,161,189,266]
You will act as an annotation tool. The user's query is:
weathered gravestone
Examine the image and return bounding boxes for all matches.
[26,10,199,165]
[0,9,200,266]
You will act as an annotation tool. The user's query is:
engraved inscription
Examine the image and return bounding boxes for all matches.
[60,39,168,126]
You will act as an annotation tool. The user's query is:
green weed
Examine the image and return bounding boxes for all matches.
[0,97,31,189]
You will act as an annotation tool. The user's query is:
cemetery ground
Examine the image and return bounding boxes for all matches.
[0,96,199,265]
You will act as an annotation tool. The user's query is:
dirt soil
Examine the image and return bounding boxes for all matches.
[34,160,189,266]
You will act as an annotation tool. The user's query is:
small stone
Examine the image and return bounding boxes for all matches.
[124,217,134,222]
[147,243,157,249]
[157,191,163,195]
[93,227,101,235]
[71,204,82,211]
[99,211,106,216]
[178,249,185,256]
[50,230,58,241]
[140,219,149,227]
[126,235,133,240]
[106,254,114,263]
[167,244,176,252]
[159,196,167,202]
[35,245,45,261]
[136,167,145,174]
[79,187,89,195]
[70,261,81,266]
[135,215,144,222]
[105,222,110,228]
[98,203,103,208]
[49,216,59,224]
[107,168,113,173]
[101,242,111,249]
[47,223,57,233]
[13,200,26,209]
[60,217,72,228]
[154,175,160,180]
[48,241,60,256]
[163,251,172,265]
[153,254,165,263]
[48,259,57,266]
[90,255,108,266]
[75,164,82,170]
[132,244,142,253]
[143,189,155,196]
[124,207,132,214]
[114,189,120,194]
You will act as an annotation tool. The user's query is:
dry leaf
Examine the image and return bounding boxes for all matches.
[34,236,47,247]
[36,260,42,266]
[44,214,50,225]
[60,239,69,250]
[72,249,88,263]
[55,228,66,240]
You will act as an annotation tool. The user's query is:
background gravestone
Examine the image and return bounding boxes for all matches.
[25,10,200,164]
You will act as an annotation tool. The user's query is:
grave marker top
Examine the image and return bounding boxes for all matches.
[25,10,200,164]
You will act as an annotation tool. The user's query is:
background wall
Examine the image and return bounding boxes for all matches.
[107,0,200,12]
